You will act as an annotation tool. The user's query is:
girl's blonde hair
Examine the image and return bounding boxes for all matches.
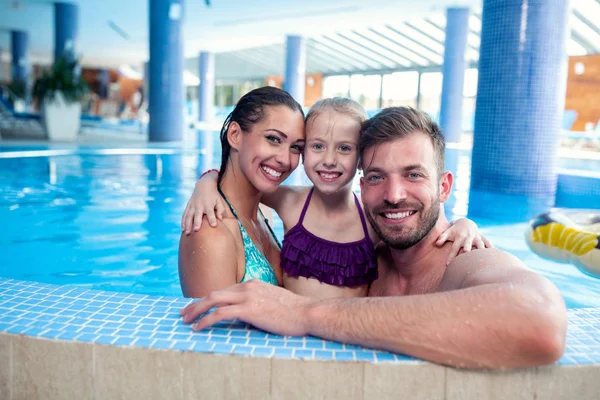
[305,97,367,128]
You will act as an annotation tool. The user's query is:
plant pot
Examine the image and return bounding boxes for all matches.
[42,92,81,142]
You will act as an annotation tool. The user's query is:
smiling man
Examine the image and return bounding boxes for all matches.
[181,107,567,369]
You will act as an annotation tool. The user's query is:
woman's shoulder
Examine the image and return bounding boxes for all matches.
[180,216,240,252]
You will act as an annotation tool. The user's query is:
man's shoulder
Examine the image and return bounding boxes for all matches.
[439,248,529,291]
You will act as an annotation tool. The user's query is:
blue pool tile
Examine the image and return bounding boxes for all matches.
[39,329,62,339]
[77,326,98,334]
[57,331,79,340]
[116,329,136,337]
[210,329,230,336]
[355,351,375,362]
[304,341,324,349]
[120,323,138,331]
[570,354,594,364]
[94,335,117,344]
[134,330,153,338]
[233,345,253,355]
[138,324,156,331]
[173,341,194,351]
[274,348,293,358]
[85,320,103,327]
[248,339,267,346]
[285,341,304,348]
[171,333,191,341]
[192,342,214,352]
[252,347,273,357]
[294,350,314,359]
[70,318,89,326]
[96,328,117,335]
[248,331,268,339]
[103,322,121,329]
[557,356,577,365]
[0,323,12,332]
[394,354,415,362]
[228,337,248,345]
[209,336,227,343]
[112,337,135,346]
[44,307,62,316]
[335,351,355,361]
[152,332,171,339]
[229,331,249,337]
[22,327,46,337]
[75,333,98,342]
[375,352,396,362]
[74,311,94,319]
[324,342,344,350]
[314,350,334,360]
[190,334,209,342]
[213,344,234,354]
[152,339,174,350]
[267,340,285,347]
[133,338,155,347]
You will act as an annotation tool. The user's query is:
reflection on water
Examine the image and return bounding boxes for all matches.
[0,133,599,307]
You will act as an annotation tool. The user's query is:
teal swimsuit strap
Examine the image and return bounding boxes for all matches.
[217,187,281,249]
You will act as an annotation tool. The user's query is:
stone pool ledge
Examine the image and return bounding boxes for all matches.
[0,278,599,399]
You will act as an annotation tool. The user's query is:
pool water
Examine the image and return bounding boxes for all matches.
[1,139,599,308]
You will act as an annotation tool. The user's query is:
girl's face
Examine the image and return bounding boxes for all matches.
[303,110,361,195]
[235,105,305,193]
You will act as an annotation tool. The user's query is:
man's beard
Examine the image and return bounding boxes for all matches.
[366,198,440,250]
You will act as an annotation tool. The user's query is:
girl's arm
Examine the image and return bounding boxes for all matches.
[435,218,493,265]
[181,170,307,234]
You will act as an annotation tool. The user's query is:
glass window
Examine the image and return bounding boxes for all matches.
[419,72,443,120]
[381,71,419,108]
[349,74,382,110]
[323,75,351,98]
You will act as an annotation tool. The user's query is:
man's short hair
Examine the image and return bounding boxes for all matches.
[359,107,446,178]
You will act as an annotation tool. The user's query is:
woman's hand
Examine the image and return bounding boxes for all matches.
[181,170,225,235]
[435,218,493,265]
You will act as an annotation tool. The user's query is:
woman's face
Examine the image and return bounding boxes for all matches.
[236,105,305,193]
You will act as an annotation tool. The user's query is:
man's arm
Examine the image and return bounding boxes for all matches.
[180,248,566,369]
[178,218,239,298]
[306,248,566,369]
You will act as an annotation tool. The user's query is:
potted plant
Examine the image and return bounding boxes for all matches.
[33,54,89,141]
[6,79,28,112]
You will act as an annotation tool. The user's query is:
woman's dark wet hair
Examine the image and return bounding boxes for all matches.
[217,86,304,184]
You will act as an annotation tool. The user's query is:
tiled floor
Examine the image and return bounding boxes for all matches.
[0,277,598,365]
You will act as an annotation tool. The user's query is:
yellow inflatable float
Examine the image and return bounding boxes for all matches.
[525,209,600,278]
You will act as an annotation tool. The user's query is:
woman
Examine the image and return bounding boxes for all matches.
[178,86,305,298]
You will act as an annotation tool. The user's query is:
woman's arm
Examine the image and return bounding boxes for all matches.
[178,220,239,298]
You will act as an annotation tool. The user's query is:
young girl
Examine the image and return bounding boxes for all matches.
[178,86,305,298]
[182,98,490,299]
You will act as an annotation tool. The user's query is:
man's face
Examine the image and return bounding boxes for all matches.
[359,133,452,250]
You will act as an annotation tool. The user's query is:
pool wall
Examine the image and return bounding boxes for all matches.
[1,278,599,400]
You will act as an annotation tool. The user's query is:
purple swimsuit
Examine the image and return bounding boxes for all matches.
[280,188,378,287]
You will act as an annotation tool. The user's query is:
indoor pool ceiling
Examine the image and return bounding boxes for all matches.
[0,0,599,79]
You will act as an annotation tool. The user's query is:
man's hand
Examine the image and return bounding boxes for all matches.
[180,280,314,337]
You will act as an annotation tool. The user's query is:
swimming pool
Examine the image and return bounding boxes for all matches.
[1,138,599,308]
[1,137,599,398]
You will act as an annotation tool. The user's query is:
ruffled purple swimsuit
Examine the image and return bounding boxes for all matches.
[280,188,378,287]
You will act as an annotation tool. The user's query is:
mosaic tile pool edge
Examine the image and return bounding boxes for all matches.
[0,277,599,366]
